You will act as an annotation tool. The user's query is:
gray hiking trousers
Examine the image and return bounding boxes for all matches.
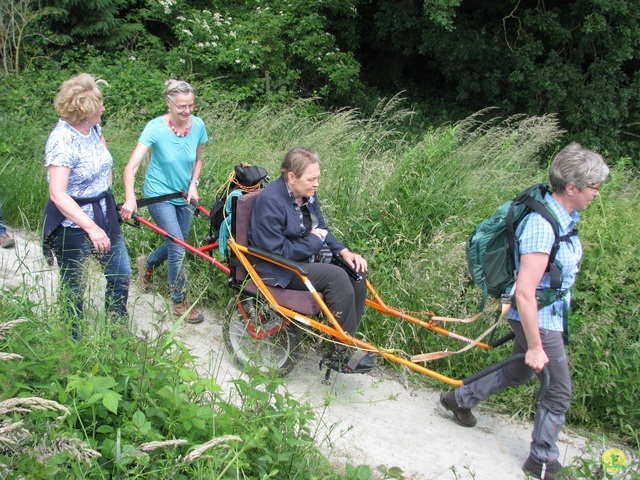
[455,319,571,463]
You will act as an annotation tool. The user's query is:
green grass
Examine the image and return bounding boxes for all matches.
[3,287,409,479]
[2,65,640,475]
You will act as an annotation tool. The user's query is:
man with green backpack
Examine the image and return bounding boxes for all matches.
[440,143,609,480]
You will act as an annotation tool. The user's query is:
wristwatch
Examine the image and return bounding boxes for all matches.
[190,179,199,187]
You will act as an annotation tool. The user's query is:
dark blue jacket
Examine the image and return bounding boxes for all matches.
[249,176,347,287]
[42,188,121,266]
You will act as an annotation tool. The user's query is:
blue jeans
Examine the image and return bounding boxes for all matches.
[146,202,193,304]
[0,203,7,235]
[53,226,131,332]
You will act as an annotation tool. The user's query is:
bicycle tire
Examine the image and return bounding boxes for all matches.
[223,295,301,376]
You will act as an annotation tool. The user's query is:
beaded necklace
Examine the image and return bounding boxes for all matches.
[168,118,191,137]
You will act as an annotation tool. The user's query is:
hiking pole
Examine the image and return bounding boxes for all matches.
[462,353,550,402]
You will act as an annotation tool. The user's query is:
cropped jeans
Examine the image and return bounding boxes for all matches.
[53,226,131,336]
[146,201,193,304]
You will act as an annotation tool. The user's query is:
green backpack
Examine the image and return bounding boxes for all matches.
[466,183,576,314]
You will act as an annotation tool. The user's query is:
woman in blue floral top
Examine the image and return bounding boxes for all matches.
[43,73,131,339]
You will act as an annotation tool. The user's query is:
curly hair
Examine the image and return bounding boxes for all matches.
[53,73,107,125]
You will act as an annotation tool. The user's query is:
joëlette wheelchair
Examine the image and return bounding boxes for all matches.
[124,190,548,394]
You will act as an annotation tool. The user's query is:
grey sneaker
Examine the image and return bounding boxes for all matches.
[523,455,563,480]
[440,391,477,427]
[0,233,15,248]
[137,255,152,292]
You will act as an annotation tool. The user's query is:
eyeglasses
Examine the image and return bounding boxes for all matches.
[585,185,601,193]
[168,98,196,112]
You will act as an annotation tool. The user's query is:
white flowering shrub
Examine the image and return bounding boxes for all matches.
[149,0,362,102]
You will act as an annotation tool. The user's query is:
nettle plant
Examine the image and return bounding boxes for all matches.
[153,0,362,102]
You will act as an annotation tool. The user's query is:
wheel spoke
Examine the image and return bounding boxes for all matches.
[223,296,300,375]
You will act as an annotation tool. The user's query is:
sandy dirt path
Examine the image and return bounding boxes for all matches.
[0,228,590,480]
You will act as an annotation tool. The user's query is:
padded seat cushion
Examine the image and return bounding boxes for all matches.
[234,192,322,316]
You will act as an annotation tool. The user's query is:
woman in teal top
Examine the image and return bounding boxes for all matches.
[122,79,208,324]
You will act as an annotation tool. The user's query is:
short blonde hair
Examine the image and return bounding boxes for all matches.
[54,73,107,124]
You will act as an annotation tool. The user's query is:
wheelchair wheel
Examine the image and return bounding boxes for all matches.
[223,295,301,376]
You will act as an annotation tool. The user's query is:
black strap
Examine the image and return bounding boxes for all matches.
[506,185,556,277]
[509,188,568,289]
[132,192,185,208]
[522,194,560,289]
[548,230,578,288]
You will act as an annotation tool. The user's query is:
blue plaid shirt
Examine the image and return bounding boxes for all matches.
[506,193,582,331]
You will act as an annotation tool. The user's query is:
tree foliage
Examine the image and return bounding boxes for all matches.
[41,0,142,48]
[4,0,640,157]
[143,0,363,103]
[0,0,68,73]
[362,0,640,157]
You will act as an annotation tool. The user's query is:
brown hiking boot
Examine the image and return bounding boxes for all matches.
[172,300,204,324]
[440,391,477,427]
[137,255,152,293]
[523,455,564,479]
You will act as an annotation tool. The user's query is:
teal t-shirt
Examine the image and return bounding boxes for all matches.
[140,115,208,205]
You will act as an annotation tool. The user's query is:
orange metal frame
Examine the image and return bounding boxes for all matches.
[227,240,496,386]
[126,195,521,389]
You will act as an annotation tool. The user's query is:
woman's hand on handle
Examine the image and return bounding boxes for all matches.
[525,348,549,373]
[120,199,138,221]
[186,182,199,205]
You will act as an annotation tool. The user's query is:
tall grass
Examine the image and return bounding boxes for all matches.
[1,70,639,453]
[0,287,365,479]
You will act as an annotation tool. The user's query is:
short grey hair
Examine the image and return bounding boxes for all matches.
[280,147,320,178]
[549,142,609,193]
[163,79,195,100]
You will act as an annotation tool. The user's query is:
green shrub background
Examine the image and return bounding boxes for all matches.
[1,62,639,476]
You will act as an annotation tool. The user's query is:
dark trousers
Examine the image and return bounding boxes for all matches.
[287,262,367,335]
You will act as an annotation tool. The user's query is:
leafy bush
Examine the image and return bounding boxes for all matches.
[567,164,640,439]
[0,287,342,478]
[123,0,364,104]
